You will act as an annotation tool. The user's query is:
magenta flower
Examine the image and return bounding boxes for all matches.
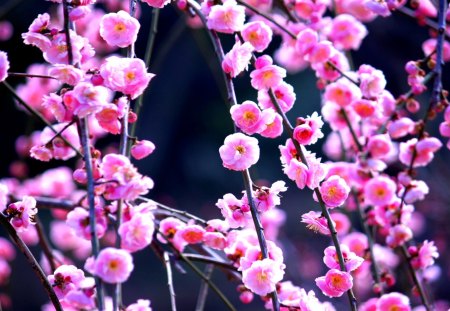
[90,247,134,284]
[141,0,172,8]
[315,269,353,298]
[376,292,411,311]
[250,56,286,90]
[206,0,246,34]
[126,299,152,311]
[301,211,332,235]
[131,140,156,160]
[47,264,85,299]
[241,21,273,52]
[363,175,396,206]
[411,240,439,270]
[100,56,155,99]
[241,258,284,296]
[327,14,368,50]
[293,112,324,145]
[230,101,268,135]
[222,40,253,78]
[119,213,155,253]
[48,64,84,86]
[100,10,140,48]
[4,196,37,231]
[258,81,296,113]
[219,133,260,171]
[323,245,364,272]
[319,175,350,208]
[0,51,9,82]
[66,207,107,240]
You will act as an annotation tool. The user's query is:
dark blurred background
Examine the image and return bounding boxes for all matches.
[0,0,450,310]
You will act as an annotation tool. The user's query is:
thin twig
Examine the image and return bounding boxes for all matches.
[35,216,58,273]
[400,245,432,311]
[184,253,237,271]
[77,118,104,310]
[62,0,74,65]
[130,8,160,139]
[235,0,296,39]
[2,81,83,158]
[0,213,62,311]
[164,252,178,311]
[397,6,450,41]
[7,72,57,79]
[195,264,214,311]
[268,88,358,311]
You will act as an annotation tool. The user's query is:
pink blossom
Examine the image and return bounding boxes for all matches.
[295,28,318,58]
[0,237,15,261]
[203,231,227,250]
[216,193,251,228]
[95,104,122,134]
[119,213,155,253]
[177,224,205,244]
[260,110,283,138]
[336,0,377,22]
[411,240,439,270]
[367,134,394,159]
[323,79,361,107]
[47,265,85,299]
[323,245,364,272]
[386,224,412,248]
[376,292,411,311]
[43,31,87,65]
[365,0,391,17]
[399,137,442,167]
[100,56,155,99]
[330,212,351,235]
[284,158,309,189]
[207,0,246,34]
[239,241,284,271]
[222,40,254,78]
[312,49,350,81]
[0,184,9,213]
[387,117,415,139]
[157,217,186,250]
[250,55,286,90]
[100,11,140,48]
[219,133,260,171]
[90,247,134,284]
[301,211,331,235]
[351,98,378,118]
[141,0,171,8]
[48,65,84,86]
[66,207,107,240]
[246,180,287,212]
[241,21,273,52]
[402,179,429,204]
[319,175,350,208]
[315,269,353,298]
[241,258,284,296]
[0,21,13,41]
[422,38,450,62]
[131,140,156,160]
[294,0,328,21]
[364,175,397,206]
[100,154,154,200]
[4,196,37,231]
[258,81,296,113]
[0,51,9,82]
[293,111,324,145]
[42,93,70,122]
[230,101,269,135]
[126,299,152,311]
[71,82,110,118]
[327,14,367,50]
[358,64,386,98]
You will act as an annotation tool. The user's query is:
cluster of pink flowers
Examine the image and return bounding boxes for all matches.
[0,0,448,309]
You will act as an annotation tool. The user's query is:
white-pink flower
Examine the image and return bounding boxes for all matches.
[100,56,155,99]
[99,10,140,48]
[90,247,134,284]
[219,132,260,171]
[119,213,155,253]
[241,258,284,296]
[0,51,9,82]
[207,0,246,34]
